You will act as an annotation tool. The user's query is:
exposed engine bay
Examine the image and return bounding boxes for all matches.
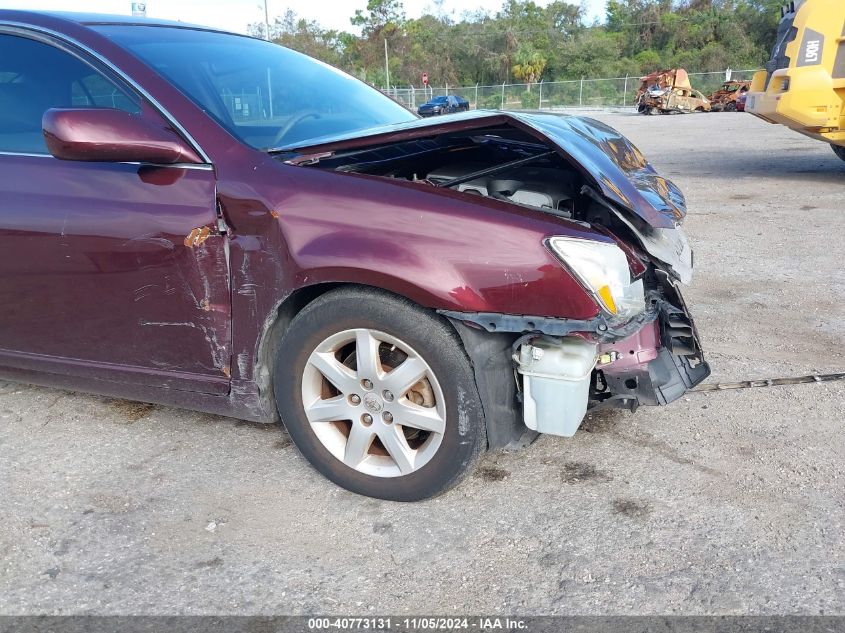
[302,133,596,222]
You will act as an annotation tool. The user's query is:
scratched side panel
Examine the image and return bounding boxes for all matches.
[0,157,231,394]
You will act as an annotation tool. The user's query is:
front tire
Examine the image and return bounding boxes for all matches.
[273,287,486,501]
[832,144,845,162]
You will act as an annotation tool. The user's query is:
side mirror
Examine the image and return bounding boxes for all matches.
[42,108,203,164]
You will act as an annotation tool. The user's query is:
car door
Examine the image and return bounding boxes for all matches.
[0,32,231,394]
[665,89,678,110]
[678,90,694,111]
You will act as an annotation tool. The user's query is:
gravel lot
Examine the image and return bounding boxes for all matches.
[1,111,843,616]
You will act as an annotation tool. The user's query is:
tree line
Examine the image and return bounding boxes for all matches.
[248,0,783,88]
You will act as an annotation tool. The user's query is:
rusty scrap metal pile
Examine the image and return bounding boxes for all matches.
[636,69,750,115]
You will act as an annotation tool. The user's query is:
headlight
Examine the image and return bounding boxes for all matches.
[547,236,645,320]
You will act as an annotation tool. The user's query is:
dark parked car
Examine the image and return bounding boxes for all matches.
[417,94,469,116]
[0,11,710,501]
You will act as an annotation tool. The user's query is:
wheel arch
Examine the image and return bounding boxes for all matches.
[250,280,520,451]
[251,282,342,422]
[251,280,457,424]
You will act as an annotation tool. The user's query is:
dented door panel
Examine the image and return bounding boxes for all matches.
[0,156,231,393]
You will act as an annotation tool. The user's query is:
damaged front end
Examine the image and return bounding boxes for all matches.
[444,263,708,444]
[277,110,710,447]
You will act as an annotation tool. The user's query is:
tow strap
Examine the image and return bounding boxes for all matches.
[691,372,845,392]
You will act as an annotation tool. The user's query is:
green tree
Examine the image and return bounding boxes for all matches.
[351,0,406,36]
[247,9,344,67]
[252,0,782,90]
[512,49,547,87]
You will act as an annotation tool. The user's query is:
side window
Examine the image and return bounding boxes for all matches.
[0,33,140,154]
[71,73,138,111]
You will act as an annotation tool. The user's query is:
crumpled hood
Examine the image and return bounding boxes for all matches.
[277,110,686,229]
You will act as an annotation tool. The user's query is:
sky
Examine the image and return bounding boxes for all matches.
[1,0,608,34]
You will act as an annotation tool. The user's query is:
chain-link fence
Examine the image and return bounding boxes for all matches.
[383,69,760,111]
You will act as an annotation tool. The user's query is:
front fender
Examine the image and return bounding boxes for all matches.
[279,170,603,320]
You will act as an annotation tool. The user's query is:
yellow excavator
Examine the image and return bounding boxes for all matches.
[746,0,845,161]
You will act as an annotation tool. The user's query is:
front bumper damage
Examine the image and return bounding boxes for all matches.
[442,269,710,449]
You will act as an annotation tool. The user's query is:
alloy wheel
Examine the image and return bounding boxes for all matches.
[301,328,446,478]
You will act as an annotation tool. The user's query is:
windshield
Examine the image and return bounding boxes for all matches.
[94,26,417,150]
[430,97,447,103]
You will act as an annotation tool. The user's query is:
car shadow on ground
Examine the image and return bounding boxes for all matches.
[707,153,845,182]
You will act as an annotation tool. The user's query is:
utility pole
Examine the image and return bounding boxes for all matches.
[263,0,271,41]
[384,39,390,91]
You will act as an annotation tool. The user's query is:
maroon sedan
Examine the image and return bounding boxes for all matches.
[0,11,709,501]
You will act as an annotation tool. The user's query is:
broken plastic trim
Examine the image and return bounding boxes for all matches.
[438,301,661,343]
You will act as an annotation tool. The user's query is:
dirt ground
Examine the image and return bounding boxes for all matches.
[1,111,843,616]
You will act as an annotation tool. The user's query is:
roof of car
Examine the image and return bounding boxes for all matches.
[0,10,237,35]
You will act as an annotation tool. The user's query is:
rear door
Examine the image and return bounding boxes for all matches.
[0,31,231,394]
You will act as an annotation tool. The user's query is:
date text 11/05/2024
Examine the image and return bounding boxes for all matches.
[307,617,528,630]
